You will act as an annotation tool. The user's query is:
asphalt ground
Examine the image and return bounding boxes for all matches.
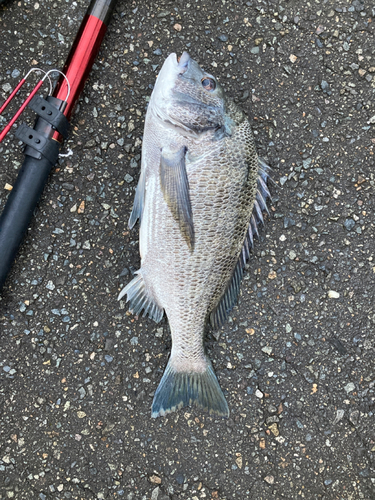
[0,0,374,498]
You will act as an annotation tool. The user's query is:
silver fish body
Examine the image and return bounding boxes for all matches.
[119,52,270,418]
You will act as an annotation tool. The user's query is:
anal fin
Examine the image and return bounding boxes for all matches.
[118,270,164,323]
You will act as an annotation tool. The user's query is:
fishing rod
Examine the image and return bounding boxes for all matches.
[0,0,118,291]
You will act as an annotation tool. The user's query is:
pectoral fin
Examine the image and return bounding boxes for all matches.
[160,146,195,251]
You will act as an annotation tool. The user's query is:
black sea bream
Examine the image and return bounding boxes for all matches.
[118,52,270,417]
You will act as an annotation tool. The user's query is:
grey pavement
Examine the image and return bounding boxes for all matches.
[0,0,374,498]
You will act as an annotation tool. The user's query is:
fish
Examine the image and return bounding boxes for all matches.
[118,52,270,418]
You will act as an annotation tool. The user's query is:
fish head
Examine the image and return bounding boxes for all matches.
[150,52,234,137]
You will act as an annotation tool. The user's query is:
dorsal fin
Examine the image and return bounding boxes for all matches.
[210,259,245,330]
[209,157,270,330]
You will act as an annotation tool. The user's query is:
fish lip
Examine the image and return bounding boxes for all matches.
[177,51,190,74]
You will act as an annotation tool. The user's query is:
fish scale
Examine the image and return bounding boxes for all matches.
[118,52,270,418]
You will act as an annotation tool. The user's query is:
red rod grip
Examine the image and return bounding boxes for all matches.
[52,14,108,121]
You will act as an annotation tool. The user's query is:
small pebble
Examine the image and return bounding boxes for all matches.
[321,80,330,92]
[149,475,162,484]
[264,475,274,485]
[279,176,288,186]
[151,488,160,500]
[46,281,55,291]
[175,473,184,484]
[344,383,355,394]
[344,219,355,231]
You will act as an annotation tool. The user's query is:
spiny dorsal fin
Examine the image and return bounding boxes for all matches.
[160,146,195,251]
[210,157,271,330]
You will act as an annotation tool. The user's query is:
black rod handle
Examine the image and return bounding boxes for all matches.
[0,154,54,289]
[0,97,64,291]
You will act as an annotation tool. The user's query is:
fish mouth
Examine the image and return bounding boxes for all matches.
[177,52,190,74]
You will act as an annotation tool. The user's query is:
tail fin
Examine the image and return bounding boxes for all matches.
[151,360,229,418]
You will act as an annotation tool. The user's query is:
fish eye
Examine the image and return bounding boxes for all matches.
[201,77,216,91]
